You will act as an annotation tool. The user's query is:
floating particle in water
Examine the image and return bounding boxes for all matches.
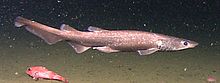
[210,43,214,46]
[9,45,13,48]
[15,72,18,75]
[57,0,61,3]
[183,67,187,71]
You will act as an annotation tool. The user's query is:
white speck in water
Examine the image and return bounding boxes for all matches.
[9,45,13,48]
[184,67,187,71]
[109,60,113,63]
[15,72,18,75]
[210,43,214,46]
[12,37,16,41]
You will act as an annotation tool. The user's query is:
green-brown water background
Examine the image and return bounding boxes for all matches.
[0,0,219,83]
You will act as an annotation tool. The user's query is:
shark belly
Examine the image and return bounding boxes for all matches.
[69,31,157,52]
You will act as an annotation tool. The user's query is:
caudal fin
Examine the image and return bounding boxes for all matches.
[15,16,64,44]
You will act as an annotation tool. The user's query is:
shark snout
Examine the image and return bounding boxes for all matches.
[189,41,198,48]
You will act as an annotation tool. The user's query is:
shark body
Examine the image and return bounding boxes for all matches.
[15,17,198,55]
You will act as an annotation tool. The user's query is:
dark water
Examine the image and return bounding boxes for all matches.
[0,0,219,83]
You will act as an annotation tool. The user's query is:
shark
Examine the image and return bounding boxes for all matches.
[14,16,198,55]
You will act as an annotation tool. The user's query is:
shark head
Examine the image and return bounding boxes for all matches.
[156,38,198,51]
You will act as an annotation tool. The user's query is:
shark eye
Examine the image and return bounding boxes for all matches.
[183,41,188,46]
[184,42,188,46]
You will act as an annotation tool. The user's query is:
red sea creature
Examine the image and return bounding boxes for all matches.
[26,66,68,83]
[207,76,216,83]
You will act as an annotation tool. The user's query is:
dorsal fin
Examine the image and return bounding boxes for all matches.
[88,26,108,32]
[60,24,78,32]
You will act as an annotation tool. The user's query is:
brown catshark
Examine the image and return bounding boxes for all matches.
[14,16,198,55]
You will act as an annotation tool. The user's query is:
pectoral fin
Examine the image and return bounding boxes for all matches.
[93,46,120,53]
[67,42,90,53]
[137,48,159,55]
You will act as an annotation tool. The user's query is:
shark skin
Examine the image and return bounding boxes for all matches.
[14,16,198,55]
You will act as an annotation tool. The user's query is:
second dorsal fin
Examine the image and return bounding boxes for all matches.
[60,24,78,32]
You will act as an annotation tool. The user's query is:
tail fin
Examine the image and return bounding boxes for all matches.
[15,16,64,45]
[15,17,25,27]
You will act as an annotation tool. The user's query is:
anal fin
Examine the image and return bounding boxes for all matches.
[93,46,120,53]
[67,42,91,53]
[137,48,159,55]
